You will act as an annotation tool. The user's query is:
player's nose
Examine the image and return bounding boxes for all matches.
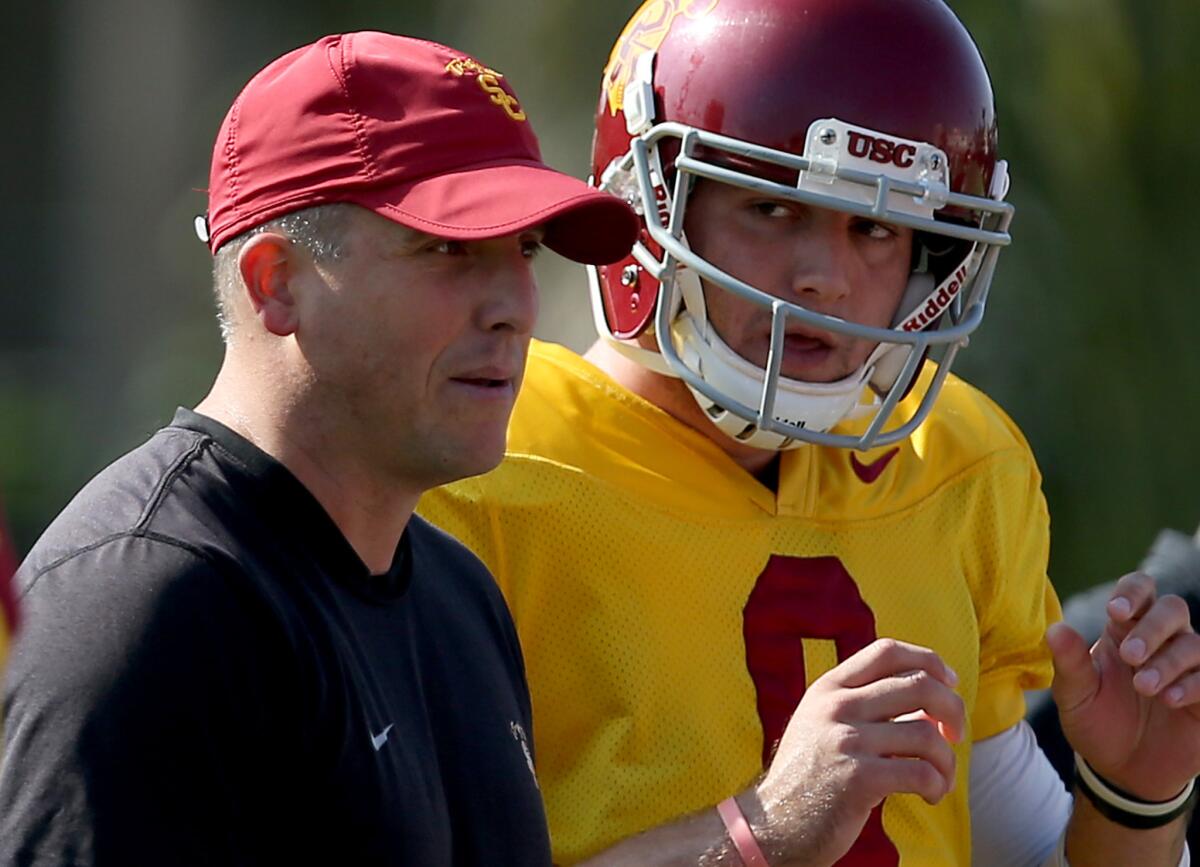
[787,218,854,308]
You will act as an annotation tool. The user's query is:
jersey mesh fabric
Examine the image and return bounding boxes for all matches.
[419,340,1060,865]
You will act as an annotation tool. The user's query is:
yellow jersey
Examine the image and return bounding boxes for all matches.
[419,340,1060,865]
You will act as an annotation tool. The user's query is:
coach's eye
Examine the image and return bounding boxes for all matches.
[432,240,468,256]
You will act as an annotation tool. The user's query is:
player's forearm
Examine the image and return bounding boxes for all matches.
[1063,793,1189,867]
[576,790,810,867]
[575,800,742,867]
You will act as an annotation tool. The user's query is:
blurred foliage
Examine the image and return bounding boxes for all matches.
[951,0,1200,592]
[1,1,1197,598]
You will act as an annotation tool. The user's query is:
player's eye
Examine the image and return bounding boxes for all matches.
[750,201,793,219]
[854,219,899,241]
[521,240,544,260]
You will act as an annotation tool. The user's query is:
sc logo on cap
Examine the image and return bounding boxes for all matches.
[445,57,527,122]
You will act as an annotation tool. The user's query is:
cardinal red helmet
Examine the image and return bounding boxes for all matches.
[588,0,1013,450]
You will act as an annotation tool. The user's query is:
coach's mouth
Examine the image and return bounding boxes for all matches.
[448,365,519,397]
[451,377,512,389]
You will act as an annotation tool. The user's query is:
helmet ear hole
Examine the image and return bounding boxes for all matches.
[917,231,974,286]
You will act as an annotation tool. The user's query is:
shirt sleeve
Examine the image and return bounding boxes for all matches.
[970,721,1072,866]
[0,535,301,867]
[971,722,1191,867]
[970,452,1063,740]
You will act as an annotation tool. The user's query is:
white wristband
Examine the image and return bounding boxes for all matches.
[1075,754,1195,818]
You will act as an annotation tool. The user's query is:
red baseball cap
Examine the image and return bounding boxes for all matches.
[200,32,637,264]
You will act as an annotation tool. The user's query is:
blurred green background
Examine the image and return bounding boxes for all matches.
[2,0,1197,599]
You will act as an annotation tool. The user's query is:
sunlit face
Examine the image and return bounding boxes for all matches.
[291,208,541,489]
[682,180,914,383]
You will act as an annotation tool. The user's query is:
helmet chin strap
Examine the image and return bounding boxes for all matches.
[672,313,881,450]
[669,262,883,451]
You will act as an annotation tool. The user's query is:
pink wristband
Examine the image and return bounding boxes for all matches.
[717,796,770,867]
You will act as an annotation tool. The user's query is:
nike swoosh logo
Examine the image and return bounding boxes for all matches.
[370,723,394,751]
[849,448,900,484]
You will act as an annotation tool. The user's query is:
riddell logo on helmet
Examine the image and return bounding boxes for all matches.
[847,131,917,169]
[901,264,970,332]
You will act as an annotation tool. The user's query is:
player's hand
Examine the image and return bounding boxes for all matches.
[1048,571,1200,801]
[749,638,963,867]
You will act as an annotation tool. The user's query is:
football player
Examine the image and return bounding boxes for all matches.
[420,1,1200,864]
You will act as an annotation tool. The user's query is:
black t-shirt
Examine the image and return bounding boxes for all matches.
[0,409,552,867]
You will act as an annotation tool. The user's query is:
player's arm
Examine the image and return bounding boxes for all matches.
[577,638,963,867]
[969,721,1072,866]
[1046,572,1199,867]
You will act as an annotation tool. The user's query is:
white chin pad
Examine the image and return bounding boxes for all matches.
[672,311,874,441]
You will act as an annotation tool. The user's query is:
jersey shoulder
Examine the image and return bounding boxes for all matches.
[506,340,689,462]
[507,344,1036,478]
[905,367,1037,473]
[798,366,1041,521]
[494,341,736,505]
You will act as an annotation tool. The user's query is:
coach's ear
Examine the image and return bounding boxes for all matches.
[238,233,299,337]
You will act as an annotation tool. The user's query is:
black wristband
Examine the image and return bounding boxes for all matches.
[1074,754,1197,830]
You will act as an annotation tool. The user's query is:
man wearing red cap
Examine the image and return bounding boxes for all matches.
[0,31,636,866]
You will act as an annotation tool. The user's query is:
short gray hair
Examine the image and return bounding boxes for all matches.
[211,203,355,342]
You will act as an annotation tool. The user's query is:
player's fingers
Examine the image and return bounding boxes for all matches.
[1047,621,1100,717]
[860,718,957,787]
[1159,669,1200,709]
[844,669,965,738]
[831,639,958,691]
[866,753,955,806]
[895,708,960,744]
[1120,593,1193,669]
[1106,571,1157,625]
[1130,631,1200,699]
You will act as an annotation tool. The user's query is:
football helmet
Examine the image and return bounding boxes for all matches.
[589,0,1014,450]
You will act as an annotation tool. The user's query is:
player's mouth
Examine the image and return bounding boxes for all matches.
[778,329,837,378]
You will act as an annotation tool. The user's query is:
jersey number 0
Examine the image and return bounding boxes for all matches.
[743,554,900,866]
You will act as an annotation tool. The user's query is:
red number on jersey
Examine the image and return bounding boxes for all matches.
[743,554,898,866]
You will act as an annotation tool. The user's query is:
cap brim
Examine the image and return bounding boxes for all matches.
[359,160,639,265]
